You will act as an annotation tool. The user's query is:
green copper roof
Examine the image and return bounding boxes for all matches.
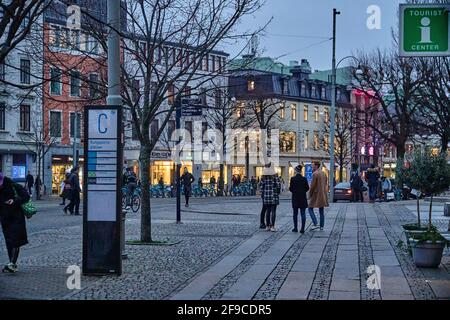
[229,57,292,75]
[310,67,353,86]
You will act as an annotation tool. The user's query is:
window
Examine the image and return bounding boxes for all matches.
[324,108,329,123]
[150,120,159,138]
[303,105,308,122]
[312,86,317,98]
[314,106,319,122]
[247,80,255,92]
[19,105,30,131]
[301,83,306,96]
[70,71,81,96]
[283,80,289,95]
[50,67,62,95]
[167,120,176,141]
[337,89,341,101]
[167,83,174,105]
[214,89,222,108]
[202,55,209,71]
[236,104,244,118]
[324,134,330,150]
[291,104,297,121]
[303,130,309,150]
[313,131,319,150]
[321,87,326,99]
[183,86,191,98]
[89,73,99,98]
[71,30,80,50]
[0,62,5,81]
[202,122,208,142]
[280,103,285,119]
[20,59,30,84]
[132,79,140,102]
[0,103,5,130]
[50,25,61,47]
[70,113,81,138]
[50,111,61,137]
[280,131,296,153]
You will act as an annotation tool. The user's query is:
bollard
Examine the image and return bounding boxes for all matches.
[121,210,128,259]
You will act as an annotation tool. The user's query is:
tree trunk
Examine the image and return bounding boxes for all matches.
[396,142,406,160]
[428,194,433,232]
[417,197,421,228]
[441,136,448,154]
[140,144,152,242]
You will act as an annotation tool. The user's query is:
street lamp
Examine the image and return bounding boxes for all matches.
[329,8,364,201]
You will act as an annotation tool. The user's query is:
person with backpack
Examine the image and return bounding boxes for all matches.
[0,173,30,273]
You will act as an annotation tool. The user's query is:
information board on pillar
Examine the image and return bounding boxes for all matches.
[87,109,118,222]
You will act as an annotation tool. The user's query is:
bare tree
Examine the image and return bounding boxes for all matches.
[112,0,265,242]
[0,0,52,65]
[320,107,355,183]
[352,48,423,159]
[415,57,450,153]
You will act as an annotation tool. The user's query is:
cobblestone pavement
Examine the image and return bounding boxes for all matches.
[1,196,449,300]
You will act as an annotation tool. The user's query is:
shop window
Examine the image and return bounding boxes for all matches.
[12,154,26,180]
[280,131,296,153]
[150,120,159,139]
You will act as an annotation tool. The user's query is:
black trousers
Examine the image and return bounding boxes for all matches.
[260,204,267,226]
[265,205,277,227]
[68,192,80,214]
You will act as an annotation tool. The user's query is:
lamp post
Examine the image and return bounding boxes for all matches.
[107,0,121,106]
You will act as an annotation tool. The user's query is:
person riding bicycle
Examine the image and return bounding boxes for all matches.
[124,167,137,207]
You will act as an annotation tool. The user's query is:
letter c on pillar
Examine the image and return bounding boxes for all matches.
[98,113,108,134]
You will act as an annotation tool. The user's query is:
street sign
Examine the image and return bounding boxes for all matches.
[181,98,203,117]
[399,4,450,57]
[83,105,123,275]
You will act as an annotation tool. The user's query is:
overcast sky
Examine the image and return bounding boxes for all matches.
[226,0,404,71]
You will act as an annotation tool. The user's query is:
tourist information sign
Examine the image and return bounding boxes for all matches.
[399,4,450,57]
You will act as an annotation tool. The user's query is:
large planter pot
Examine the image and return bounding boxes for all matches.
[411,241,445,268]
[404,229,427,247]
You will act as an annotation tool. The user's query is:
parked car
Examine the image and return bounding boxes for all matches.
[333,182,353,202]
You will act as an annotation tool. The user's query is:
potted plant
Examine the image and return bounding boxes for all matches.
[404,148,450,268]
[396,158,428,246]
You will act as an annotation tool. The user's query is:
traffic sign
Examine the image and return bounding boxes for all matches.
[399,4,450,57]
[181,98,203,117]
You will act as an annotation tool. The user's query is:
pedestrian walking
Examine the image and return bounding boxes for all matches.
[349,165,363,203]
[210,176,216,190]
[308,161,329,231]
[365,164,380,203]
[61,173,72,211]
[0,173,30,273]
[198,177,203,189]
[25,171,34,196]
[181,167,195,207]
[34,175,42,200]
[66,167,81,215]
[260,164,281,232]
[381,177,392,202]
[290,165,318,233]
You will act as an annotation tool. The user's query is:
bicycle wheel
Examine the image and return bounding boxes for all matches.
[131,195,141,212]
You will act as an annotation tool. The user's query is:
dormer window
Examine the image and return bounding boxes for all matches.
[283,79,289,95]
[301,83,306,96]
[311,85,317,98]
[248,80,255,92]
[321,87,326,99]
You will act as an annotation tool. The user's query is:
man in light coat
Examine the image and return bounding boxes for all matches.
[308,161,329,231]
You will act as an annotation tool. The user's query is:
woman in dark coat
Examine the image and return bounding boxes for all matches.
[289,165,318,233]
[0,173,30,273]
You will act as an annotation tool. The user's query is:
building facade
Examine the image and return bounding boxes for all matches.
[229,58,353,185]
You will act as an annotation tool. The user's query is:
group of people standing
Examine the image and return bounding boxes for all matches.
[350,164,391,203]
[258,161,328,233]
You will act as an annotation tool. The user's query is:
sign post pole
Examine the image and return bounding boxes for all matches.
[176,99,181,223]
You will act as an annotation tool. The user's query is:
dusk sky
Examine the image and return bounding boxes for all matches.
[226,0,404,71]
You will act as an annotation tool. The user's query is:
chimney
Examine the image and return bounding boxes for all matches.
[290,59,312,80]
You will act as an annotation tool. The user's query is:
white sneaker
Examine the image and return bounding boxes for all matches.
[270,227,276,232]
[266,226,271,231]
